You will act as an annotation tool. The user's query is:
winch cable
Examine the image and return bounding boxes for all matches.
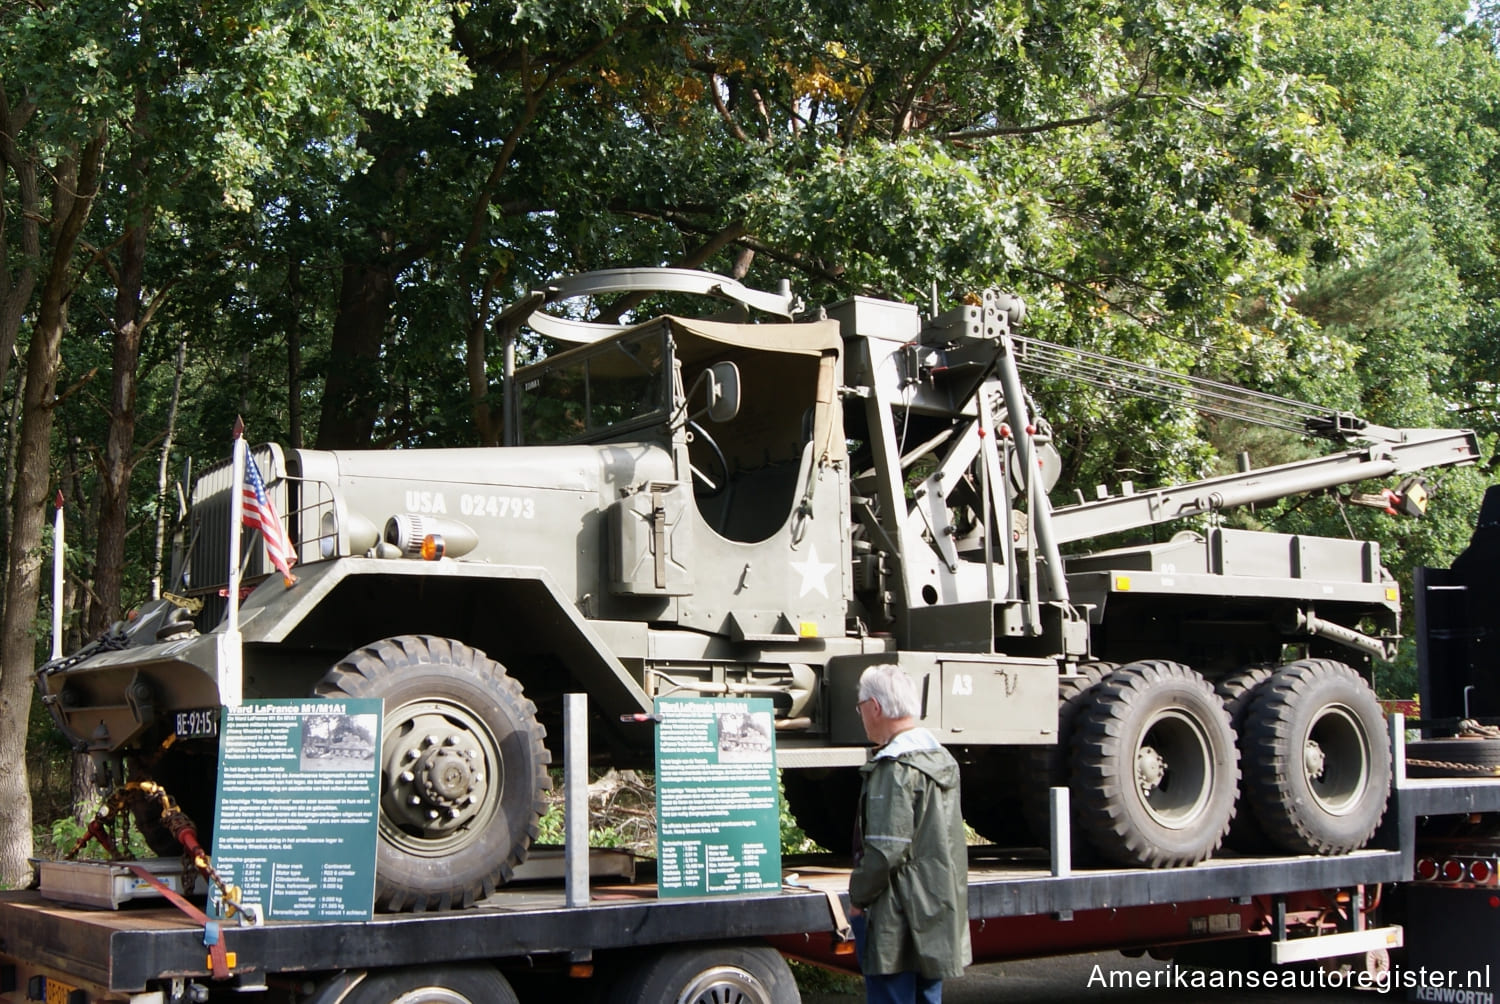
[1011,335,1361,440]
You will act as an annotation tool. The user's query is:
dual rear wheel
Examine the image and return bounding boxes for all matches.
[782,657,1391,868]
[1027,658,1390,866]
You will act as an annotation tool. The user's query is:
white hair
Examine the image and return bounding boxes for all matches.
[857,663,921,719]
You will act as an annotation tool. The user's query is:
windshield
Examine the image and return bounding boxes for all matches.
[516,328,668,445]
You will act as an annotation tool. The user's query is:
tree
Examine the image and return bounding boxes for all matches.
[0,0,468,888]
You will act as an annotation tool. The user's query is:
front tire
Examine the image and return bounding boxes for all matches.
[1071,661,1239,867]
[316,635,552,911]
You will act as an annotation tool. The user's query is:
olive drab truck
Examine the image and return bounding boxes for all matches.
[36,268,1481,915]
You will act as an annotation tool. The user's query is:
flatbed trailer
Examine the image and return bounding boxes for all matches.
[3,739,1497,1004]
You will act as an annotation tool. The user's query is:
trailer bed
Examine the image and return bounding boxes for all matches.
[1,773,1494,995]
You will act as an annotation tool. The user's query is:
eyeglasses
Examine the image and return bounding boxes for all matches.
[855,698,874,713]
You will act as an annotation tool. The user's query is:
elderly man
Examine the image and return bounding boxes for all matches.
[849,663,971,1003]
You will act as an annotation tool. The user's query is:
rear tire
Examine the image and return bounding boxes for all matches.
[1216,666,1275,853]
[316,635,552,911]
[1071,661,1238,867]
[606,944,797,1004]
[343,964,519,1003]
[1241,660,1390,855]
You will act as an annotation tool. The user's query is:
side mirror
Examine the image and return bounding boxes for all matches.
[704,361,741,423]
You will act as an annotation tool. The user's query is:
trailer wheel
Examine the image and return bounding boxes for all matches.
[1019,662,1114,846]
[1071,661,1238,867]
[342,964,520,1003]
[1241,660,1391,855]
[781,766,862,853]
[315,635,552,911]
[607,944,797,1004]
[1216,665,1275,853]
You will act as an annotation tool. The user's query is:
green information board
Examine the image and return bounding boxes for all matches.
[654,697,781,897]
[210,698,381,921]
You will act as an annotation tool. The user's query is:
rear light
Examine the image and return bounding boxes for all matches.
[1416,858,1438,881]
[1441,859,1466,882]
[1469,860,1495,884]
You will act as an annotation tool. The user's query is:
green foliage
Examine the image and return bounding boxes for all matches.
[6,0,1500,832]
[780,779,823,855]
[32,797,153,862]
[789,958,863,994]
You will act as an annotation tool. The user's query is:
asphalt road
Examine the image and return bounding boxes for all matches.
[800,949,1455,1003]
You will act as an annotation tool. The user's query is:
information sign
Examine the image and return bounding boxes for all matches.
[654,697,781,897]
[210,698,381,921]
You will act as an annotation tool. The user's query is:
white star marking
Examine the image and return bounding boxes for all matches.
[790,543,835,598]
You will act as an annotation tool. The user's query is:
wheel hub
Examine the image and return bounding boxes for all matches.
[384,712,493,838]
[1304,738,1327,782]
[1304,703,1369,815]
[1134,707,1214,830]
[420,745,477,803]
[1136,745,1167,794]
[676,965,771,1004]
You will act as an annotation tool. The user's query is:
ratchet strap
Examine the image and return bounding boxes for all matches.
[126,864,232,980]
[824,889,854,946]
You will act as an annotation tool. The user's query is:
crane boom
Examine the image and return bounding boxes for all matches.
[1046,428,1480,546]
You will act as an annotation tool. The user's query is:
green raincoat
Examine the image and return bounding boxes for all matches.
[849,727,972,979]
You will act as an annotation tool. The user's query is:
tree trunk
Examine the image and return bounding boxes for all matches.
[90,217,149,636]
[288,245,304,451]
[0,368,22,620]
[316,256,395,449]
[151,338,187,599]
[0,129,106,889]
[466,288,500,446]
[0,88,39,403]
[2,286,68,884]
[0,87,41,620]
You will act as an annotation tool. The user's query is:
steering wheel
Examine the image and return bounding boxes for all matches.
[688,420,730,498]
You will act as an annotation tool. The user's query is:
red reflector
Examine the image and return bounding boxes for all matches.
[1441,859,1466,882]
[1416,858,1438,880]
[1469,860,1494,884]
[1490,896,1499,909]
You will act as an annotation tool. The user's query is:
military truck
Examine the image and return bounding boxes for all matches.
[36,268,1480,912]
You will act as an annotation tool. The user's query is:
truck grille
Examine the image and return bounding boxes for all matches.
[181,445,336,630]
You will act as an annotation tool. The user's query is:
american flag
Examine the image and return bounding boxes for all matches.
[243,450,297,584]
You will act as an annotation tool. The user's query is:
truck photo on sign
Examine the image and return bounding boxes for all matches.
[655,697,781,897]
[210,698,382,921]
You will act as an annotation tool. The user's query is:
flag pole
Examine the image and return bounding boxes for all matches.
[223,418,246,708]
[51,490,65,661]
